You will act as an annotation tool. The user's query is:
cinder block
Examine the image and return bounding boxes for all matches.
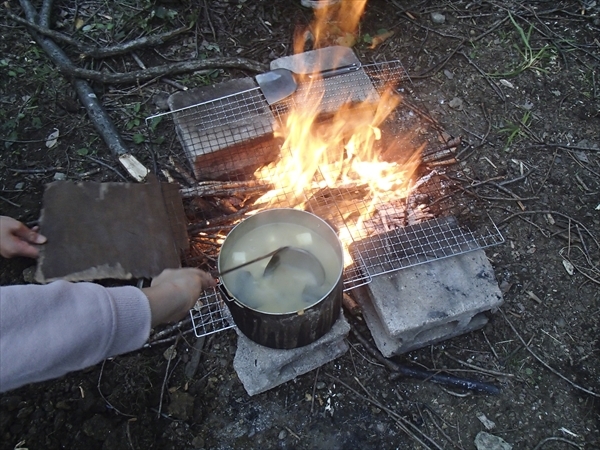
[168,78,277,180]
[233,312,350,396]
[353,250,503,356]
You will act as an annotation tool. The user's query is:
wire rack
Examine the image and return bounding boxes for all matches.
[151,60,504,338]
[190,286,235,338]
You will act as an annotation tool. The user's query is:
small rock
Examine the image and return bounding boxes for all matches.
[443,69,454,80]
[82,414,114,441]
[22,266,36,283]
[431,12,446,24]
[448,97,463,110]
[167,391,194,421]
[16,405,34,419]
[475,431,512,450]
[15,182,24,190]
[316,381,326,390]
[576,139,599,150]
[278,429,288,440]
[0,396,22,411]
[555,317,566,328]
[53,172,66,181]
[476,412,496,430]
[152,92,170,111]
[191,436,205,448]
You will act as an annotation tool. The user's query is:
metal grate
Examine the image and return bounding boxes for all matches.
[190,286,235,337]
[149,59,504,338]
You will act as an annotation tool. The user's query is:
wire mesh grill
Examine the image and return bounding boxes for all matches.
[190,286,235,337]
[150,59,504,338]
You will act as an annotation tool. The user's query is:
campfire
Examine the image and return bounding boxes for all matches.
[146,0,504,337]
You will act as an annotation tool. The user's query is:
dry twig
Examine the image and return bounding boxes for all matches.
[324,372,443,450]
[500,310,599,398]
[6,11,191,58]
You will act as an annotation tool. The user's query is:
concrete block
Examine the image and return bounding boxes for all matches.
[353,250,503,356]
[168,78,277,180]
[233,312,350,396]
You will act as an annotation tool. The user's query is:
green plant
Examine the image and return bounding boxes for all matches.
[498,109,532,150]
[488,13,551,78]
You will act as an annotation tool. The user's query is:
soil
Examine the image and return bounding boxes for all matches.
[1,1,599,449]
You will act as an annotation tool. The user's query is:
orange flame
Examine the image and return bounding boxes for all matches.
[295,0,368,50]
[255,0,423,266]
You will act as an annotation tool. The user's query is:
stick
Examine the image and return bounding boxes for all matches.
[500,310,599,398]
[48,56,267,85]
[324,372,442,450]
[350,323,502,395]
[18,0,145,180]
[97,360,136,417]
[7,12,191,58]
[157,335,180,419]
[342,292,361,316]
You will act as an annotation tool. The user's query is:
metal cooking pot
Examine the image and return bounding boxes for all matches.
[218,208,344,349]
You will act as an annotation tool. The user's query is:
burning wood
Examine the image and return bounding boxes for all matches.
[180,180,273,198]
[172,0,462,272]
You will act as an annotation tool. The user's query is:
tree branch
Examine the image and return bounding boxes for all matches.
[6,11,193,59]
[56,57,268,84]
[18,0,140,178]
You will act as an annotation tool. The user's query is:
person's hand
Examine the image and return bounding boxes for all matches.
[0,216,47,259]
[142,268,217,327]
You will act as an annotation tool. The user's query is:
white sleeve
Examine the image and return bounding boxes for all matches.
[0,281,152,392]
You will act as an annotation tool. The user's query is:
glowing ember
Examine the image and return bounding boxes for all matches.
[254,0,423,266]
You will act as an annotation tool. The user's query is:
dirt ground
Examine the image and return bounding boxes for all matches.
[1,0,599,449]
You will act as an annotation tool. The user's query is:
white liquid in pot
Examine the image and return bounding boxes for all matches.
[221,222,341,314]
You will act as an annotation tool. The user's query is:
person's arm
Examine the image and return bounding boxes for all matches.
[0,281,151,392]
[0,269,216,393]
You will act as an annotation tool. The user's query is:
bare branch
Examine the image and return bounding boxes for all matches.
[6,11,193,59]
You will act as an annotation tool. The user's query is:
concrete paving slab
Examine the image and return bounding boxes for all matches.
[233,312,350,396]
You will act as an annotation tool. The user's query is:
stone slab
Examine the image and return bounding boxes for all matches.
[270,45,359,74]
[233,312,350,396]
[269,46,379,114]
[352,250,503,356]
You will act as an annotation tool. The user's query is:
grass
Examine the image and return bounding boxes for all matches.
[488,13,552,78]
[498,109,532,150]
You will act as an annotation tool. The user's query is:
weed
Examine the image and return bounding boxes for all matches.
[488,13,551,78]
[498,109,532,150]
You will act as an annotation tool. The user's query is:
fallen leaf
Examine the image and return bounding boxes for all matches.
[74,17,85,30]
[335,32,357,47]
[163,344,177,361]
[369,30,394,49]
[499,79,515,89]
[562,259,575,275]
[527,291,542,304]
[45,128,59,148]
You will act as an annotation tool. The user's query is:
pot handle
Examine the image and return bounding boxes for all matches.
[217,283,235,304]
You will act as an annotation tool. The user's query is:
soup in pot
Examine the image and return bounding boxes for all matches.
[220,222,341,314]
